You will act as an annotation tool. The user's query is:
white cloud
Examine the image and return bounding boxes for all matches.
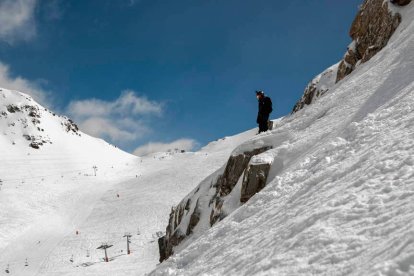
[67,91,162,143]
[0,0,37,43]
[0,61,49,105]
[67,90,162,119]
[66,98,111,118]
[114,90,162,115]
[78,117,149,142]
[133,138,199,156]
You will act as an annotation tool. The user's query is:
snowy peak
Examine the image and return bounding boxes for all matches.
[0,88,81,149]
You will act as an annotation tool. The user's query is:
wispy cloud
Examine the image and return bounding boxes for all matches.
[78,117,149,142]
[67,91,162,143]
[0,61,49,105]
[0,0,37,44]
[133,139,199,156]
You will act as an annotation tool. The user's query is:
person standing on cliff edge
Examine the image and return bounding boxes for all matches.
[256,90,273,134]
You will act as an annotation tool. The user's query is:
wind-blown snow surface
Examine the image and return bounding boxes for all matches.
[0,88,255,276]
[150,4,414,276]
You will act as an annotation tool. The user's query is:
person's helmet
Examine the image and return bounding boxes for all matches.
[255,90,264,95]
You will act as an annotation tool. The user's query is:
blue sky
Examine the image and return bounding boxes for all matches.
[0,0,361,155]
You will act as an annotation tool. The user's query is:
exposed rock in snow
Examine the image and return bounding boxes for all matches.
[391,0,412,7]
[240,160,273,203]
[217,146,272,197]
[294,0,410,113]
[158,144,275,262]
[292,63,339,113]
[0,89,81,149]
[336,0,403,82]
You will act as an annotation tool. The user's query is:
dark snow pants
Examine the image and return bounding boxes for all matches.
[258,114,269,133]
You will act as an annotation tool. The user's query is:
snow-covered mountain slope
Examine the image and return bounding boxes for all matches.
[151,2,414,276]
[32,130,255,276]
[0,88,138,275]
[0,89,255,276]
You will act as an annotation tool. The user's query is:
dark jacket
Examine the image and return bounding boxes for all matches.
[257,96,272,123]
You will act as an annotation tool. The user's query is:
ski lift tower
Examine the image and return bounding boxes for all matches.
[93,166,98,176]
[123,233,132,255]
[97,243,113,262]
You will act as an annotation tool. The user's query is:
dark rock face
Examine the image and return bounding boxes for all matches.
[217,147,272,197]
[292,65,338,113]
[158,207,186,262]
[6,104,20,113]
[30,142,41,149]
[292,84,317,113]
[158,236,167,263]
[186,199,201,235]
[292,0,408,113]
[336,0,402,82]
[391,0,411,6]
[209,196,224,227]
[63,119,79,133]
[240,163,271,203]
[158,145,274,263]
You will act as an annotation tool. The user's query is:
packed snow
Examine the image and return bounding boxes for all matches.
[150,3,414,276]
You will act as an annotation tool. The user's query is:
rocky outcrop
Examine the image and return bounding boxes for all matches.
[391,0,411,7]
[292,63,338,113]
[336,0,405,82]
[293,0,410,113]
[186,199,201,235]
[2,99,82,149]
[158,237,167,263]
[159,145,274,262]
[63,119,79,133]
[240,162,271,203]
[217,147,272,197]
[158,207,186,262]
